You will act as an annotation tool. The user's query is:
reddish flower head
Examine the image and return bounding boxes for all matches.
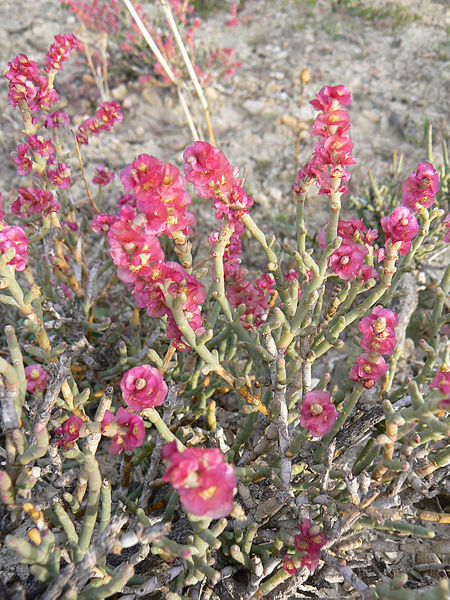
[12,187,60,218]
[14,144,32,175]
[381,206,419,256]
[359,306,398,356]
[443,213,450,244]
[45,111,70,128]
[5,53,59,113]
[310,85,351,112]
[92,165,115,186]
[0,222,29,271]
[45,33,79,73]
[350,353,389,389]
[293,519,328,572]
[120,364,168,410]
[91,213,117,234]
[162,441,236,518]
[328,243,368,280]
[27,135,54,158]
[300,391,338,437]
[102,407,145,454]
[282,555,298,576]
[55,416,84,447]
[401,161,439,212]
[25,364,48,393]
[46,157,71,189]
[430,371,450,407]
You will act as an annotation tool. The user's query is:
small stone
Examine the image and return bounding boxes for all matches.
[112,83,128,102]
[242,99,266,115]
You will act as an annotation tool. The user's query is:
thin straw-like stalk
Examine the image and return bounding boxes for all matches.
[159,0,215,144]
[122,0,199,140]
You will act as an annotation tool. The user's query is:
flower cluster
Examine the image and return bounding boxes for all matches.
[120,365,168,411]
[318,218,378,281]
[299,390,338,438]
[45,110,70,128]
[55,416,84,447]
[209,229,274,329]
[93,155,205,351]
[444,213,450,243]
[294,85,355,195]
[27,134,54,157]
[225,2,241,27]
[76,101,123,145]
[351,306,397,389]
[101,407,145,454]
[14,144,33,176]
[120,154,195,241]
[61,0,121,35]
[283,519,328,575]
[92,165,115,187]
[161,441,236,518]
[359,306,398,356]
[25,364,48,393]
[5,54,59,114]
[381,206,419,256]
[401,161,439,212]
[45,33,79,75]
[0,221,29,271]
[430,370,450,408]
[46,157,71,189]
[12,188,60,219]
[184,141,253,227]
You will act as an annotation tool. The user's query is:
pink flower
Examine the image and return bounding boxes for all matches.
[293,519,328,572]
[14,144,32,175]
[5,53,59,113]
[310,85,351,112]
[96,101,123,132]
[162,441,236,518]
[120,364,168,410]
[55,416,84,447]
[299,391,338,437]
[444,213,450,244]
[381,206,419,256]
[46,157,71,189]
[27,135,54,157]
[0,223,29,271]
[121,154,164,200]
[75,102,122,145]
[310,108,351,137]
[45,111,70,128]
[184,141,232,197]
[107,211,164,281]
[361,265,378,282]
[45,33,79,73]
[102,408,145,454]
[282,555,297,576]
[12,187,60,218]
[430,371,450,406]
[25,364,48,393]
[121,158,195,239]
[350,353,389,389]
[359,306,398,356]
[401,161,439,212]
[91,213,117,234]
[328,243,368,280]
[184,142,253,225]
[225,2,241,26]
[319,218,376,249]
[92,165,115,186]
